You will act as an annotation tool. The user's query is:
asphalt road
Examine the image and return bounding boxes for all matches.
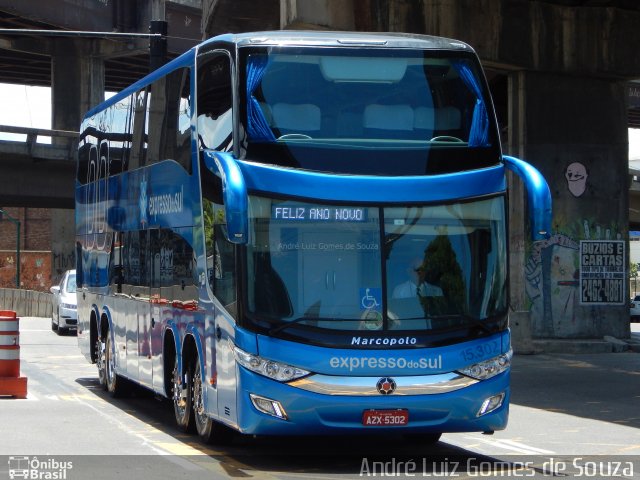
[0,318,638,479]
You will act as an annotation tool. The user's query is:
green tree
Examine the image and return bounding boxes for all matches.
[630,261,639,297]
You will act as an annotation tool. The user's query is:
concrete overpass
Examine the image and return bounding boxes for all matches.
[0,125,76,208]
[0,0,639,343]
[0,0,203,287]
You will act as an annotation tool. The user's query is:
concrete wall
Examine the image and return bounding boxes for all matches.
[0,288,52,318]
[50,209,75,287]
[518,72,628,339]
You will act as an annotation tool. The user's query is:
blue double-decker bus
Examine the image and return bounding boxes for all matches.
[76,31,551,443]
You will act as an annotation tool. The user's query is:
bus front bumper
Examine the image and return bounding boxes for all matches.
[235,367,510,436]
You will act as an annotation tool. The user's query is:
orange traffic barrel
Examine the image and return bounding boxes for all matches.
[0,310,26,398]
[0,311,19,377]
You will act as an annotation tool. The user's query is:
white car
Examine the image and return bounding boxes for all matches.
[50,269,78,335]
[631,295,640,322]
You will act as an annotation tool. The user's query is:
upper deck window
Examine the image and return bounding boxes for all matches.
[238,47,500,176]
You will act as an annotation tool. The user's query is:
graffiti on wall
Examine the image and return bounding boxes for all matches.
[525,218,621,337]
[565,162,588,197]
[53,251,75,277]
[0,251,52,291]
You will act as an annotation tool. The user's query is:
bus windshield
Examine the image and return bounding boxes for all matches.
[240,47,500,175]
[244,195,507,340]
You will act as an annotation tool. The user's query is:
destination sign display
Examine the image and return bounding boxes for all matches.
[271,205,368,222]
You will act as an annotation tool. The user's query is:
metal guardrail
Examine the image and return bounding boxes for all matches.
[0,125,79,162]
[0,125,78,138]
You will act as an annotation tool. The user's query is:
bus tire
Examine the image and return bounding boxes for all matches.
[192,357,233,444]
[173,356,195,433]
[96,338,107,388]
[105,329,127,397]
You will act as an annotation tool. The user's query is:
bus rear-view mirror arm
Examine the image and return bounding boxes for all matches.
[203,151,249,244]
[503,155,552,241]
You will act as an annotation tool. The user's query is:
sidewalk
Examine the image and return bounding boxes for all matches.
[510,349,640,429]
[524,322,640,354]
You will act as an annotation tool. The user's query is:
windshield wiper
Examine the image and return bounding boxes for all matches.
[268,316,352,336]
[268,314,500,336]
[428,314,498,335]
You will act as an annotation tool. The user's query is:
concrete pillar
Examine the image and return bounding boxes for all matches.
[50,38,105,285]
[52,39,104,134]
[280,0,355,30]
[506,71,535,351]
[514,71,630,340]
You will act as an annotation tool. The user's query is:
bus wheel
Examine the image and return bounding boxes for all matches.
[192,358,233,444]
[403,432,442,444]
[105,331,126,397]
[173,357,195,433]
[96,338,107,388]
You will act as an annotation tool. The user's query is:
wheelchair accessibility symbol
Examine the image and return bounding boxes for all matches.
[360,287,381,310]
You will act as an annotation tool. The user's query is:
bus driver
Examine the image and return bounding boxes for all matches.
[392,257,443,299]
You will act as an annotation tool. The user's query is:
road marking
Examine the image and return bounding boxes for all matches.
[496,439,555,454]
[463,435,555,455]
[153,442,206,457]
[37,355,85,360]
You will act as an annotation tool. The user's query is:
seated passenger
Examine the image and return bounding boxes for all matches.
[392,258,443,299]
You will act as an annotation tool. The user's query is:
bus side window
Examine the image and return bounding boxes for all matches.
[130,88,149,170]
[109,232,124,293]
[196,53,233,152]
[204,199,237,318]
[153,228,198,306]
[175,69,192,171]
[119,230,146,297]
[147,67,193,172]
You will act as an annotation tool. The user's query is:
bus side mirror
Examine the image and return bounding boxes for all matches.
[503,155,552,241]
[203,151,248,244]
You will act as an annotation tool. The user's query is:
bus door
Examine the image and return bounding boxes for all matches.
[122,230,148,380]
[210,222,238,424]
[130,229,152,387]
[145,228,165,391]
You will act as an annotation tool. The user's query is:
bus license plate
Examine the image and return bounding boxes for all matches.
[362,409,409,426]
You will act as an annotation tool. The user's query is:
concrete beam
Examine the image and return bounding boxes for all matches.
[0,157,74,208]
[203,0,279,37]
[281,0,353,30]
[280,0,640,79]
[0,0,114,32]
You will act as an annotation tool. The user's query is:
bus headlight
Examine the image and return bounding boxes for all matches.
[457,350,512,380]
[231,343,310,382]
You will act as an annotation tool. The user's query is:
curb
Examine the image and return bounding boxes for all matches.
[530,336,640,354]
